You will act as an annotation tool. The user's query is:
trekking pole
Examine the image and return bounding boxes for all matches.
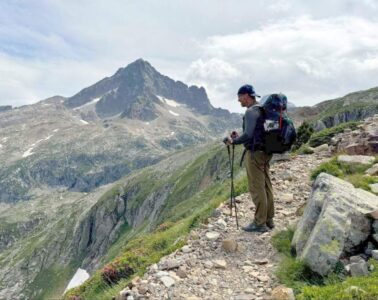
[231,144,239,229]
[226,145,233,216]
[226,144,239,229]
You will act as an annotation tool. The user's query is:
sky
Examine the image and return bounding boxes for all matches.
[1,0,378,113]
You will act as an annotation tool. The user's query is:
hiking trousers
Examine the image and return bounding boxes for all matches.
[245,150,274,226]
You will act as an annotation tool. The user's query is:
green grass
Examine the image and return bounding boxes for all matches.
[295,144,315,155]
[272,229,378,299]
[308,122,360,148]
[297,260,378,300]
[310,156,378,194]
[272,229,326,294]
[272,227,295,254]
[310,158,344,180]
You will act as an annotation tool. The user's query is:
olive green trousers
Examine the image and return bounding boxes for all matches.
[245,150,274,226]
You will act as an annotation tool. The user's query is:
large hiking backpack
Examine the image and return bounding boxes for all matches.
[260,93,296,154]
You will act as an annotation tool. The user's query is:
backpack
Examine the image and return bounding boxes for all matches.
[259,93,297,154]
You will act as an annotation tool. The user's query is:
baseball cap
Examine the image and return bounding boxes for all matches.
[237,84,261,98]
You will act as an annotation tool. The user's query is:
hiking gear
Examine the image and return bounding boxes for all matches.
[266,218,275,229]
[246,150,274,226]
[242,222,269,233]
[226,144,239,229]
[259,93,297,154]
[237,84,261,98]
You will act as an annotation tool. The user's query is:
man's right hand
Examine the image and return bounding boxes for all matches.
[223,137,233,145]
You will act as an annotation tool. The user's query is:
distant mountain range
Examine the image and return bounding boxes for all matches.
[290,86,378,129]
[0,59,240,204]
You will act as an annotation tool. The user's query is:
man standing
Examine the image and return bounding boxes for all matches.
[226,84,274,233]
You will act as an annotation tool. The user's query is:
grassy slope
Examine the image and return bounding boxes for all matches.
[64,144,248,299]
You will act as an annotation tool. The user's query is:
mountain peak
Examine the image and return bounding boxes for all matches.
[115,58,155,76]
[65,59,215,118]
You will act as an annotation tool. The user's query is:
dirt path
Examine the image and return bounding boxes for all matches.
[119,153,329,300]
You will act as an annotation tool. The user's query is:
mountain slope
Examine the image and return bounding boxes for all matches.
[0,142,244,299]
[292,86,378,129]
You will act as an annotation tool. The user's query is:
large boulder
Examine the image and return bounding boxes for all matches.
[291,173,378,276]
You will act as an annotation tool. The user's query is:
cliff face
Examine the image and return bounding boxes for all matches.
[313,105,378,130]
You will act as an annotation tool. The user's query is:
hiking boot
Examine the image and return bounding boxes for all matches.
[266,218,275,229]
[242,222,268,233]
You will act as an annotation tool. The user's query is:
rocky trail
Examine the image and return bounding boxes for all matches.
[117,152,330,300]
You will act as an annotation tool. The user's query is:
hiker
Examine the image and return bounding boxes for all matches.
[225,84,274,233]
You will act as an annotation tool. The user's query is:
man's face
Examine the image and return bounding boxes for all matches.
[238,93,251,107]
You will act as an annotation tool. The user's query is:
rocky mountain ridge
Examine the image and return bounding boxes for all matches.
[292,86,378,130]
[64,59,227,119]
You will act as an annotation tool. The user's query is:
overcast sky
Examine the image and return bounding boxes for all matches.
[1,0,378,112]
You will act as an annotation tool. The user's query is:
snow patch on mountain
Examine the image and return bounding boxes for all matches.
[64,268,90,293]
[169,110,179,117]
[80,120,89,125]
[73,97,101,110]
[22,134,55,158]
[156,95,181,108]
[22,148,34,158]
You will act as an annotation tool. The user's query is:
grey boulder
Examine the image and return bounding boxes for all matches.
[291,173,378,276]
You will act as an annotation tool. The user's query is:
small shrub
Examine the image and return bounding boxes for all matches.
[156,221,175,232]
[293,122,314,151]
[152,239,168,251]
[272,228,295,255]
[101,263,134,286]
[310,158,343,180]
[296,144,314,155]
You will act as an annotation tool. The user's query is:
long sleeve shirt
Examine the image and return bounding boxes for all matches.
[232,104,262,147]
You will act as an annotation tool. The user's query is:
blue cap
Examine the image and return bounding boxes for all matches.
[237,84,260,98]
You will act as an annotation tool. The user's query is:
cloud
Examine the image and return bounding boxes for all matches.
[0,1,378,110]
[0,53,113,106]
[186,16,378,112]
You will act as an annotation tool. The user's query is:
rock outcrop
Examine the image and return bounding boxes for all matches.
[331,115,378,155]
[292,173,378,276]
